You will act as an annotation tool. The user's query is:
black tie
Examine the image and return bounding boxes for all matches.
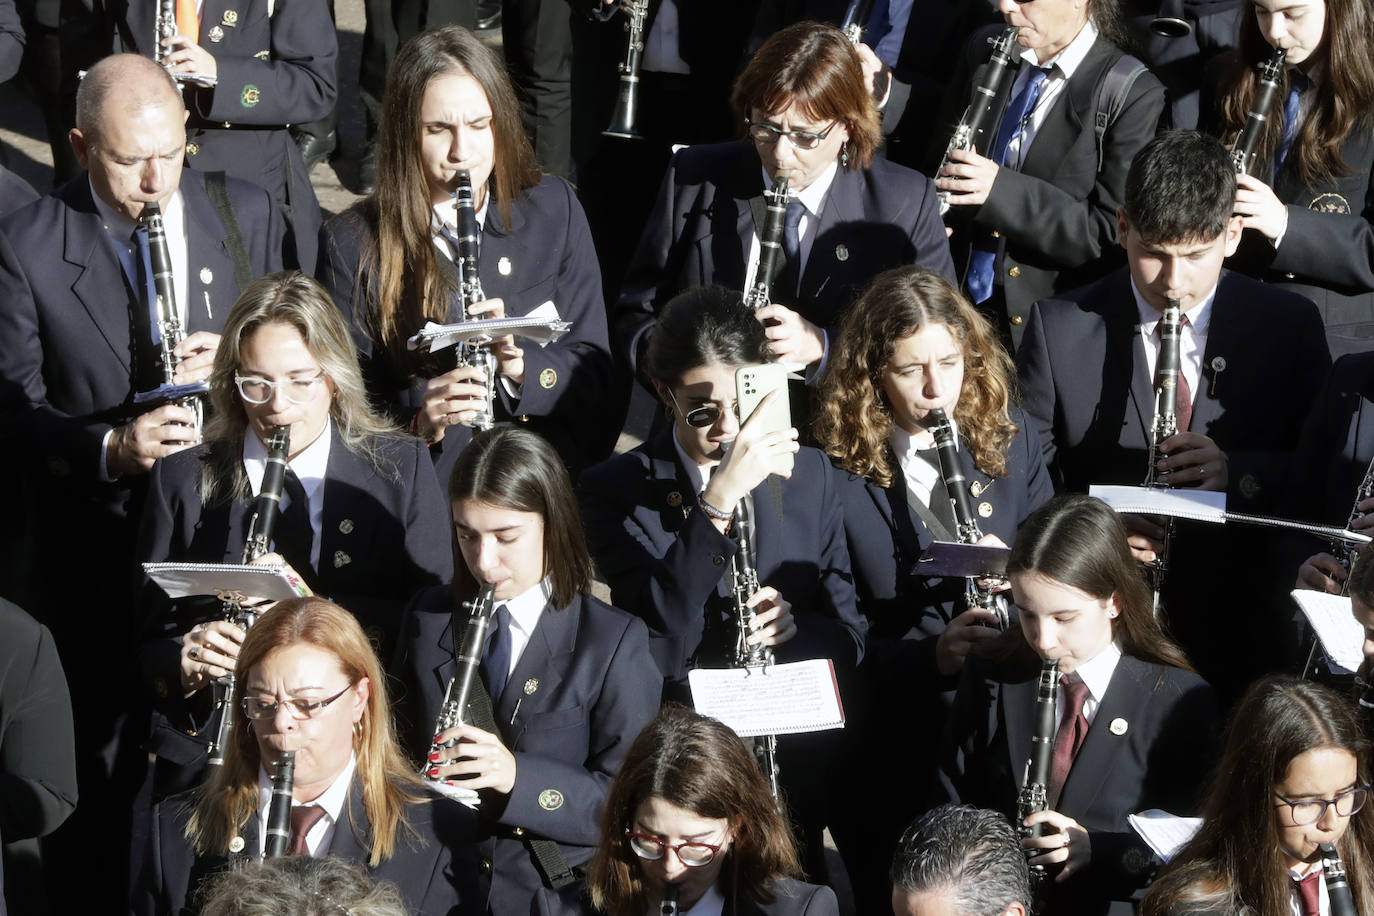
[483,605,512,705]
[274,467,314,575]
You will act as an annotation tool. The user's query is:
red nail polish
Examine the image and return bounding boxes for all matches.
[428,752,440,762]
[428,767,440,777]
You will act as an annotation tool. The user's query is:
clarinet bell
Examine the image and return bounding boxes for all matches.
[603,78,642,140]
[1150,0,1192,37]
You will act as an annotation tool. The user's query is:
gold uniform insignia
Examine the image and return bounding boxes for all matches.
[1309,192,1352,215]
[538,367,557,389]
[240,85,261,108]
[333,551,351,568]
[1109,717,1129,735]
[666,490,683,508]
[523,678,539,695]
[977,501,993,518]
[187,142,200,156]
[538,789,564,810]
[834,244,849,262]
[221,9,238,25]
[339,518,355,534]
[229,836,246,853]
[208,25,224,41]
[199,267,213,284]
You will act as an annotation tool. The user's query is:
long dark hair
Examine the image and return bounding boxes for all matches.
[447,427,592,609]
[643,286,768,389]
[587,705,800,913]
[1214,0,1374,185]
[1142,677,1374,916]
[1007,494,1193,672]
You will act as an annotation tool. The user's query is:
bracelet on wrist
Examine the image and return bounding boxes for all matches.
[697,493,735,522]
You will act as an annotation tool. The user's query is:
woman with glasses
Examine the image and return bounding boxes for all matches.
[935,0,1165,351]
[318,26,614,478]
[136,270,451,795]
[579,285,864,881]
[812,266,1052,912]
[535,705,839,915]
[1201,0,1374,358]
[392,425,661,916]
[940,494,1216,916]
[1141,676,1374,916]
[612,19,954,393]
[135,597,488,916]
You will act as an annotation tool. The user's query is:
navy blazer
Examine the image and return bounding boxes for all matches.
[136,780,488,916]
[393,587,662,916]
[318,177,615,475]
[532,876,841,915]
[578,429,865,689]
[939,27,1166,347]
[117,0,336,271]
[613,140,955,377]
[940,653,1217,916]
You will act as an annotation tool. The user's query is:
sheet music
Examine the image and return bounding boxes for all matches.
[406,301,571,352]
[143,562,311,601]
[1291,590,1367,674]
[1127,809,1202,863]
[1089,485,1227,522]
[688,659,844,737]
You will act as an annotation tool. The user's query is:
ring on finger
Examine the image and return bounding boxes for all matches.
[188,646,199,660]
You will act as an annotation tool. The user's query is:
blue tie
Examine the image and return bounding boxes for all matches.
[967,66,1052,305]
[781,198,804,266]
[483,604,511,704]
[1275,70,1308,181]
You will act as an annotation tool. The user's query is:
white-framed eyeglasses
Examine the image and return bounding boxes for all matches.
[234,371,327,405]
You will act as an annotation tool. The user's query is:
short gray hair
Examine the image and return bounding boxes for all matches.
[198,856,409,916]
[891,804,1031,916]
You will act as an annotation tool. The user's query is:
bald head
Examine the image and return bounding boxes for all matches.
[75,54,183,143]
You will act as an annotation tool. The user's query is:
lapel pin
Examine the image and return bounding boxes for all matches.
[498,256,512,276]
[229,836,245,853]
[1109,717,1129,736]
[523,677,539,695]
[1209,356,1226,397]
[221,9,238,25]
[666,490,683,508]
[538,788,564,810]
[978,501,993,518]
[339,519,354,534]
[333,550,351,568]
[199,267,213,285]
[538,367,557,389]
[969,480,983,497]
[208,25,224,41]
[834,244,849,262]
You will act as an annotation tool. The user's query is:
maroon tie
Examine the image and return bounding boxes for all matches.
[288,804,326,856]
[1296,870,1321,916]
[1048,674,1090,807]
[1154,317,1193,432]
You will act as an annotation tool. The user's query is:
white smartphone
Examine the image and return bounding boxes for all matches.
[735,364,794,476]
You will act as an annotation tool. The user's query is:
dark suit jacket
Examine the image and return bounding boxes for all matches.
[939,27,1167,348]
[1123,0,1243,131]
[613,140,955,378]
[1015,267,1330,694]
[318,177,616,476]
[136,779,489,916]
[137,428,453,777]
[393,587,662,916]
[940,653,1217,916]
[532,875,841,915]
[578,429,865,689]
[117,0,335,271]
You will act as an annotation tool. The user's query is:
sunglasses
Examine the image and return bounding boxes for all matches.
[665,388,728,428]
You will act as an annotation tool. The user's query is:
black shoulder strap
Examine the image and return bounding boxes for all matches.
[1093,54,1150,172]
[205,172,254,292]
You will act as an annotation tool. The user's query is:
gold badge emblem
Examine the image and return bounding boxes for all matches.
[208,25,224,41]
[199,267,213,284]
[221,9,238,25]
[969,481,983,498]
[538,789,564,811]
[666,490,683,508]
[1310,192,1352,215]
[240,85,260,108]
[253,49,270,60]
[229,836,246,853]
[333,550,351,568]
[339,519,354,534]
[498,256,512,276]
[977,502,993,518]
[1109,717,1129,736]
[834,244,849,262]
[523,677,539,695]
[539,367,557,389]
[187,142,200,156]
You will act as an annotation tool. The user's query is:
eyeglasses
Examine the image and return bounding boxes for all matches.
[665,388,728,429]
[625,830,725,867]
[235,371,327,405]
[1273,785,1370,826]
[745,119,840,150]
[241,683,355,720]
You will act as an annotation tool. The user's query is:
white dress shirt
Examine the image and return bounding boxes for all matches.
[889,422,945,514]
[243,418,332,570]
[494,577,553,685]
[1287,862,1328,916]
[1003,20,1099,171]
[1130,278,1216,409]
[743,161,839,293]
[1056,641,1122,732]
[255,752,357,857]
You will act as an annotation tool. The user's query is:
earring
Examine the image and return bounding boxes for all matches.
[841,147,850,168]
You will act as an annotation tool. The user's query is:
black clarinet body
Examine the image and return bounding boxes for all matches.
[422,583,497,799]
[839,0,876,43]
[1017,658,1059,890]
[742,170,791,313]
[207,425,291,770]
[1143,299,1182,616]
[451,171,496,430]
[604,0,647,139]
[262,750,296,858]
[937,27,1020,216]
[730,497,781,801]
[1232,47,1287,175]
[1150,0,1192,37]
[139,201,205,438]
[1319,843,1357,916]
[928,408,1010,629]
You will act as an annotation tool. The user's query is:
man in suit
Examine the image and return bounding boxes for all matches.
[890,804,1031,916]
[1017,130,1329,700]
[0,53,283,913]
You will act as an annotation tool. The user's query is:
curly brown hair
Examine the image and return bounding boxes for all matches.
[815,267,1017,487]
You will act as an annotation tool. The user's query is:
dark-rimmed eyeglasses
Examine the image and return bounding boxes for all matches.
[744,119,840,150]
[665,388,728,429]
[235,371,327,405]
[1273,785,1370,826]
[241,683,355,720]
[625,830,724,867]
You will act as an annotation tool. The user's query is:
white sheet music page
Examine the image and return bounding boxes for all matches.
[142,562,311,601]
[688,659,844,737]
[1291,590,1366,674]
[1089,485,1227,522]
[1128,809,1202,863]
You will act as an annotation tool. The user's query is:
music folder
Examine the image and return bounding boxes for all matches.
[406,300,571,352]
[142,562,311,603]
[916,541,1010,578]
[688,659,845,738]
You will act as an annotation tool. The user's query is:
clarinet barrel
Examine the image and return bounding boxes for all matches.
[1319,843,1357,916]
[743,170,791,313]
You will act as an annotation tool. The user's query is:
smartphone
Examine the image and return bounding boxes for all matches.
[735,364,794,476]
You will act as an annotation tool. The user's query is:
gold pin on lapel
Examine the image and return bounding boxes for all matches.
[1109,718,1129,736]
[834,244,849,262]
[977,502,993,518]
[333,551,351,568]
[199,267,213,284]
[339,519,354,534]
[523,677,539,695]
[208,25,224,41]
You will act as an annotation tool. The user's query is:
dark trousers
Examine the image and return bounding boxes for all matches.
[502,0,573,178]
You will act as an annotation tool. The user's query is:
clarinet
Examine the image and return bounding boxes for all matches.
[937,27,1020,216]
[742,170,791,313]
[928,408,1010,629]
[1319,843,1357,916]
[1142,298,1183,618]
[1016,658,1059,891]
[731,497,781,802]
[839,0,876,44]
[1303,457,1374,678]
[603,0,648,139]
[1232,47,1287,175]
[451,172,496,431]
[1358,661,1374,735]
[659,884,680,916]
[154,0,175,65]
[206,425,291,770]
[138,201,204,440]
[422,583,497,800]
[1150,0,1192,38]
[262,750,295,858]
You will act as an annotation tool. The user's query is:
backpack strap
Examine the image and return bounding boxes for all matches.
[205,171,254,293]
[1093,54,1150,172]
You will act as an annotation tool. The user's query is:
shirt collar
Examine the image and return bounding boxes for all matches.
[1019,18,1098,79]
[256,751,357,820]
[90,183,187,239]
[1071,640,1122,703]
[758,159,839,218]
[671,431,715,495]
[243,418,333,498]
[501,577,553,637]
[432,192,489,237]
[1129,276,1217,339]
[889,419,948,462]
